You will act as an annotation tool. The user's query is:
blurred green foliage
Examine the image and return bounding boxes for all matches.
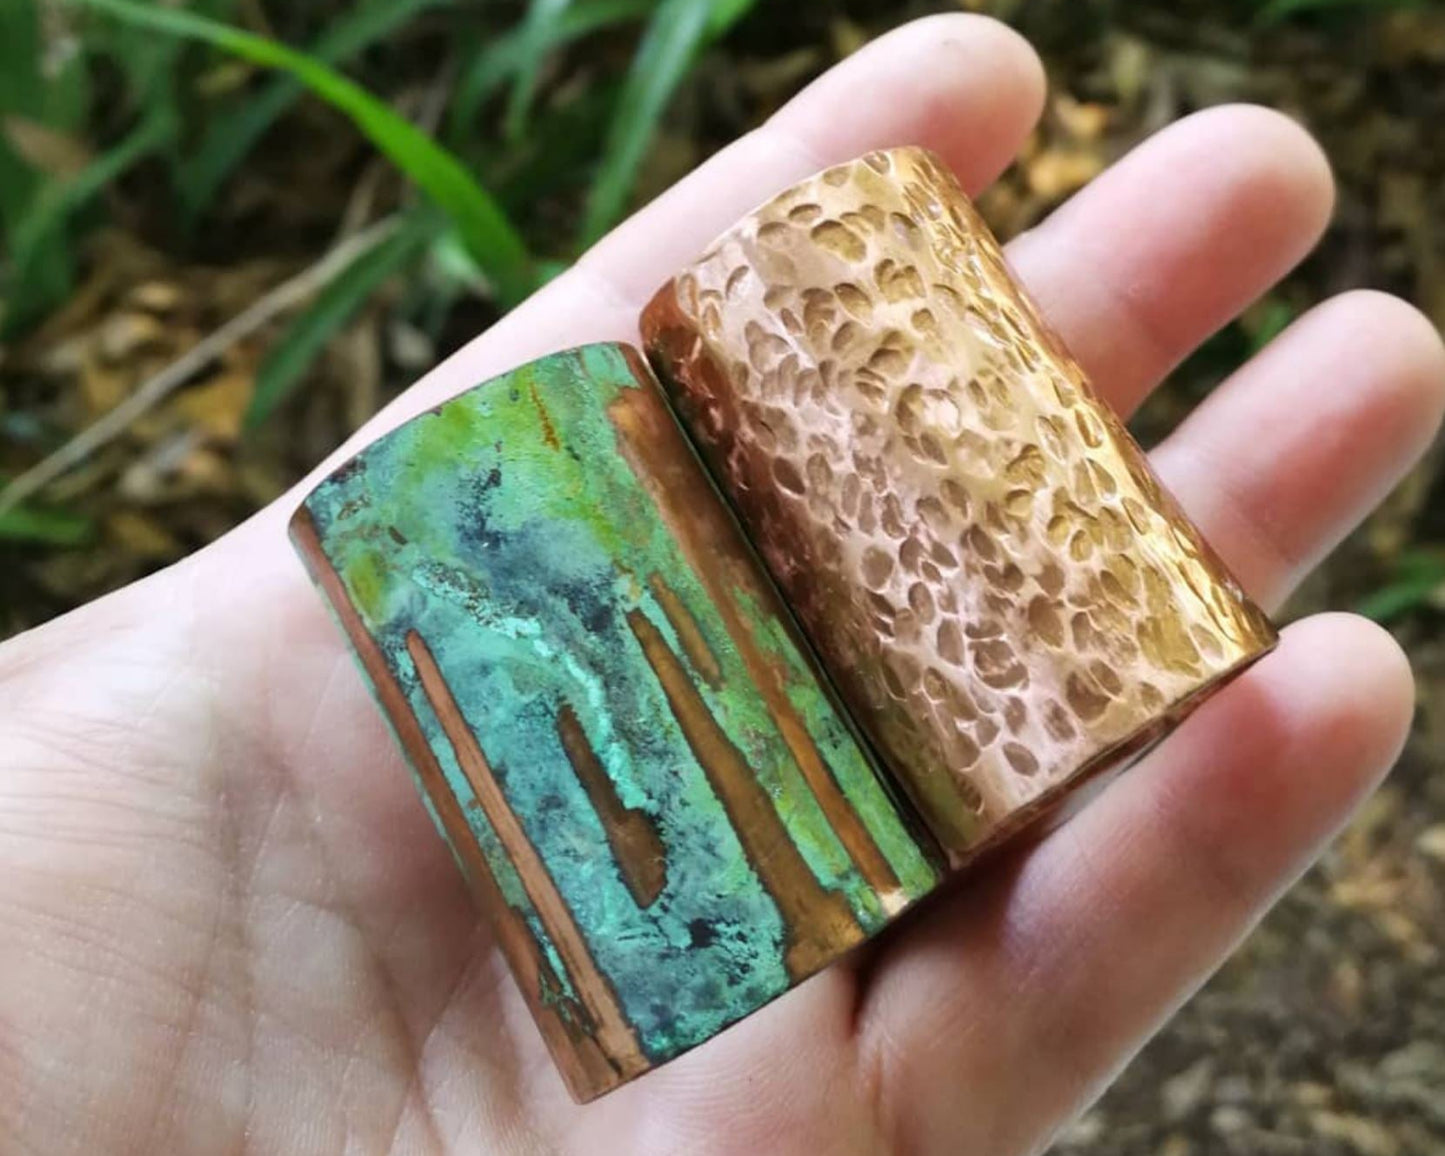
[1359,549,1445,623]
[0,0,1437,557]
[1,0,232,337]
[1,0,1429,402]
[1,0,760,417]
[0,498,94,547]
[1256,0,1430,21]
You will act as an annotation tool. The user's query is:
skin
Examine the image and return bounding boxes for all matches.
[0,15,1441,1156]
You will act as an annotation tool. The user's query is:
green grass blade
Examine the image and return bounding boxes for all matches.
[1,1,89,127]
[0,504,95,547]
[700,0,760,35]
[449,0,655,140]
[178,0,452,217]
[0,0,89,238]
[579,0,756,245]
[246,214,436,429]
[1358,550,1445,624]
[3,109,173,338]
[80,0,537,305]
[1246,298,1296,353]
[1256,0,1426,23]
[0,4,44,116]
[504,0,574,140]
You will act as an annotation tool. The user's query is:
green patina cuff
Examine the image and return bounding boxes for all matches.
[290,342,943,1101]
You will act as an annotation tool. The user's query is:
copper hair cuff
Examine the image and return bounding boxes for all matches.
[291,148,1276,1101]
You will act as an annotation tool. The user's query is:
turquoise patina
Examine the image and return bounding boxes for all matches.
[291,343,941,1099]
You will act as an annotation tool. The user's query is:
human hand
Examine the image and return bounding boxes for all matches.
[2,16,1441,1155]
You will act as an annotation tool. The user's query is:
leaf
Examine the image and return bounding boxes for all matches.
[245,213,436,429]
[1247,297,1296,353]
[0,505,95,547]
[1358,550,1445,623]
[700,0,761,35]
[84,0,231,128]
[0,1,89,129]
[493,74,617,213]
[504,0,575,140]
[80,0,537,305]
[579,0,757,245]
[449,0,655,139]
[3,116,94,179]
[3,109,173,338]
[177,0,452,218]
[1256,0,1427,23]
[0,0,90,272]
[0,3,44,117]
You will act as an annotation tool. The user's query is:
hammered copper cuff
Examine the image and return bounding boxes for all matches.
[290,344,943,1101]
[641,147,1277,862]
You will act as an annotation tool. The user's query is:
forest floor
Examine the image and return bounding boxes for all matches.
[2,2,1442,1150]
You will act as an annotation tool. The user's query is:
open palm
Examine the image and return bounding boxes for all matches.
[2,17,1441,1156]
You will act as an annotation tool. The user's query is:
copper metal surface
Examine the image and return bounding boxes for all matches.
[642,147,1278,862]
[291,345,941,1101]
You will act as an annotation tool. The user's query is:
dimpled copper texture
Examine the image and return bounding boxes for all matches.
[641,147,1278,862]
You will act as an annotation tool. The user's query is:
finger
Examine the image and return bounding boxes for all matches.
[311,14,1046,456]
[583,12,1047,306]
[1008,103,1335,416]
[859,614,1415,1156]
[1151,289,1445,609]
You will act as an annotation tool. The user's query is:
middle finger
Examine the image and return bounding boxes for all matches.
[1007,102,1334,417]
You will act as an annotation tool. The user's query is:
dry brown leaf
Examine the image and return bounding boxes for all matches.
[1380,9,1445,64]
[1330,873,1408,911]
[1418,825,1445,863]
[828,18,868,58]
[1053,94,1112,141]
[175,445,235,494]
[79,354,134,417]
[1105,34,1153,107]
[2,115,92,179]
[128,282,184,314]
[97,312,169,364]
[1024,148,1105,200]
[1310,1112,1402,1156]
[103,509,183,561]
[173,370,255,444]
